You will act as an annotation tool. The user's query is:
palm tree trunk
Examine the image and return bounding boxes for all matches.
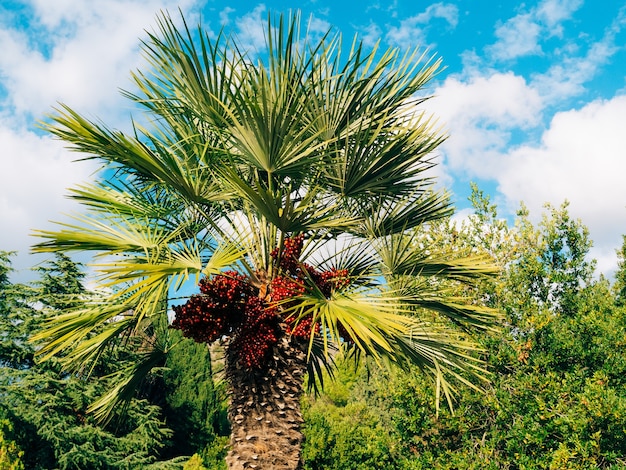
[225,335,307,470]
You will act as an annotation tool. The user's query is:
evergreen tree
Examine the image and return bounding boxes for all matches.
[34,252,86,310]
[156,331,230,463]
[0,252,177,469]
[0,251,38,369]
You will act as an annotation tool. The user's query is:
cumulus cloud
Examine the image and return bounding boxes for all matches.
[219,6,236,26]
[431,79,626,276]
[385,2,458,49]
[416,1,624,277]
[232,4,268,54]
[496,95,626,253]
[481,1,625,108]
[487,0,582,61]
[489,14,543,60]
[536,0,584,29]
[0,0,200,119]
[427,72,543,177]
[0,123,99,278]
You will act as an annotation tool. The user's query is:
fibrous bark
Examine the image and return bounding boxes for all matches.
[225,334,306,470]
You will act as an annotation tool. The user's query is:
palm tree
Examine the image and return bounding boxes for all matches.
[32,11,499,470]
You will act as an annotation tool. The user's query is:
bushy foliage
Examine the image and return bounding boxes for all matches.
[389,196,626,469]
[0,420,24,470]
[302,361,408,470]
[301,189,626,469]
[183,453,209,470]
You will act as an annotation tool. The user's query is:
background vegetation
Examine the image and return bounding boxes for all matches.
[300,187,626,470]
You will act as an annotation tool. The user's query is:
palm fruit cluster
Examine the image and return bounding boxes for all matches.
[228,296,280,369]
[270,233,305,274]
[172,272,281,369]
[171,235,354,370]
[317,267,350,295]
[269,275,311,338]
[270,235,351,339]
[171,270,252,343]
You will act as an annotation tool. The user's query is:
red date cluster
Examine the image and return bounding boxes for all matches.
[269,238,350,340]
[229,296,279,369]
[270,233,305,273]
[170,270,251,343]
[269,275,312,339]
[171,236,353,370]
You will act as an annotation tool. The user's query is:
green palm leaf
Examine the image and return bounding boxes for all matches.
[31,302,134,365]
[88,337,170,424]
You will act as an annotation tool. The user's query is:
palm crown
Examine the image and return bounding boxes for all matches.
[32,11,498,467]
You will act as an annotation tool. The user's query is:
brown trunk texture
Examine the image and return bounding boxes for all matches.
[225,335,306,470]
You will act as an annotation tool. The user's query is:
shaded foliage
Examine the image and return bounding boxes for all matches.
[302,361,406,470]
[155,334,230,465]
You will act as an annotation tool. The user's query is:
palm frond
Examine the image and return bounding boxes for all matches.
[409,295,500,331]
[128,12,245,129]
[217,166,357,233]
[282,287,411,360]
[69,181,177,219]
[32,212,171,255]
[31,302,134,366]
[88,339,170,424]
[392,319,492,414]
[356,190,453,238]
[375,232,500,282]
[324,115,445,200]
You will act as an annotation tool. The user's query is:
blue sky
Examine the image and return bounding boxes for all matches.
[1,0,626,282]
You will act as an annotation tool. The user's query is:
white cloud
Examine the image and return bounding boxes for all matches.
[487,0,583,61]
[530,5,626,103]
[420,3,459,27]
[530,42,616,103]
[0,124,99,278]
[489,14,542,60]
[0,0,201,119]
[496,95,626,256]
[385,2,458,49]
[219,6,236,25]
[355,21,383,49]
[536,0,584,29]
[233,4,268,54]
[427,67,626,276]
[226,6,331,60]
[305,15,332,40]
[428,72,543,177]
[364,0,399,18]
